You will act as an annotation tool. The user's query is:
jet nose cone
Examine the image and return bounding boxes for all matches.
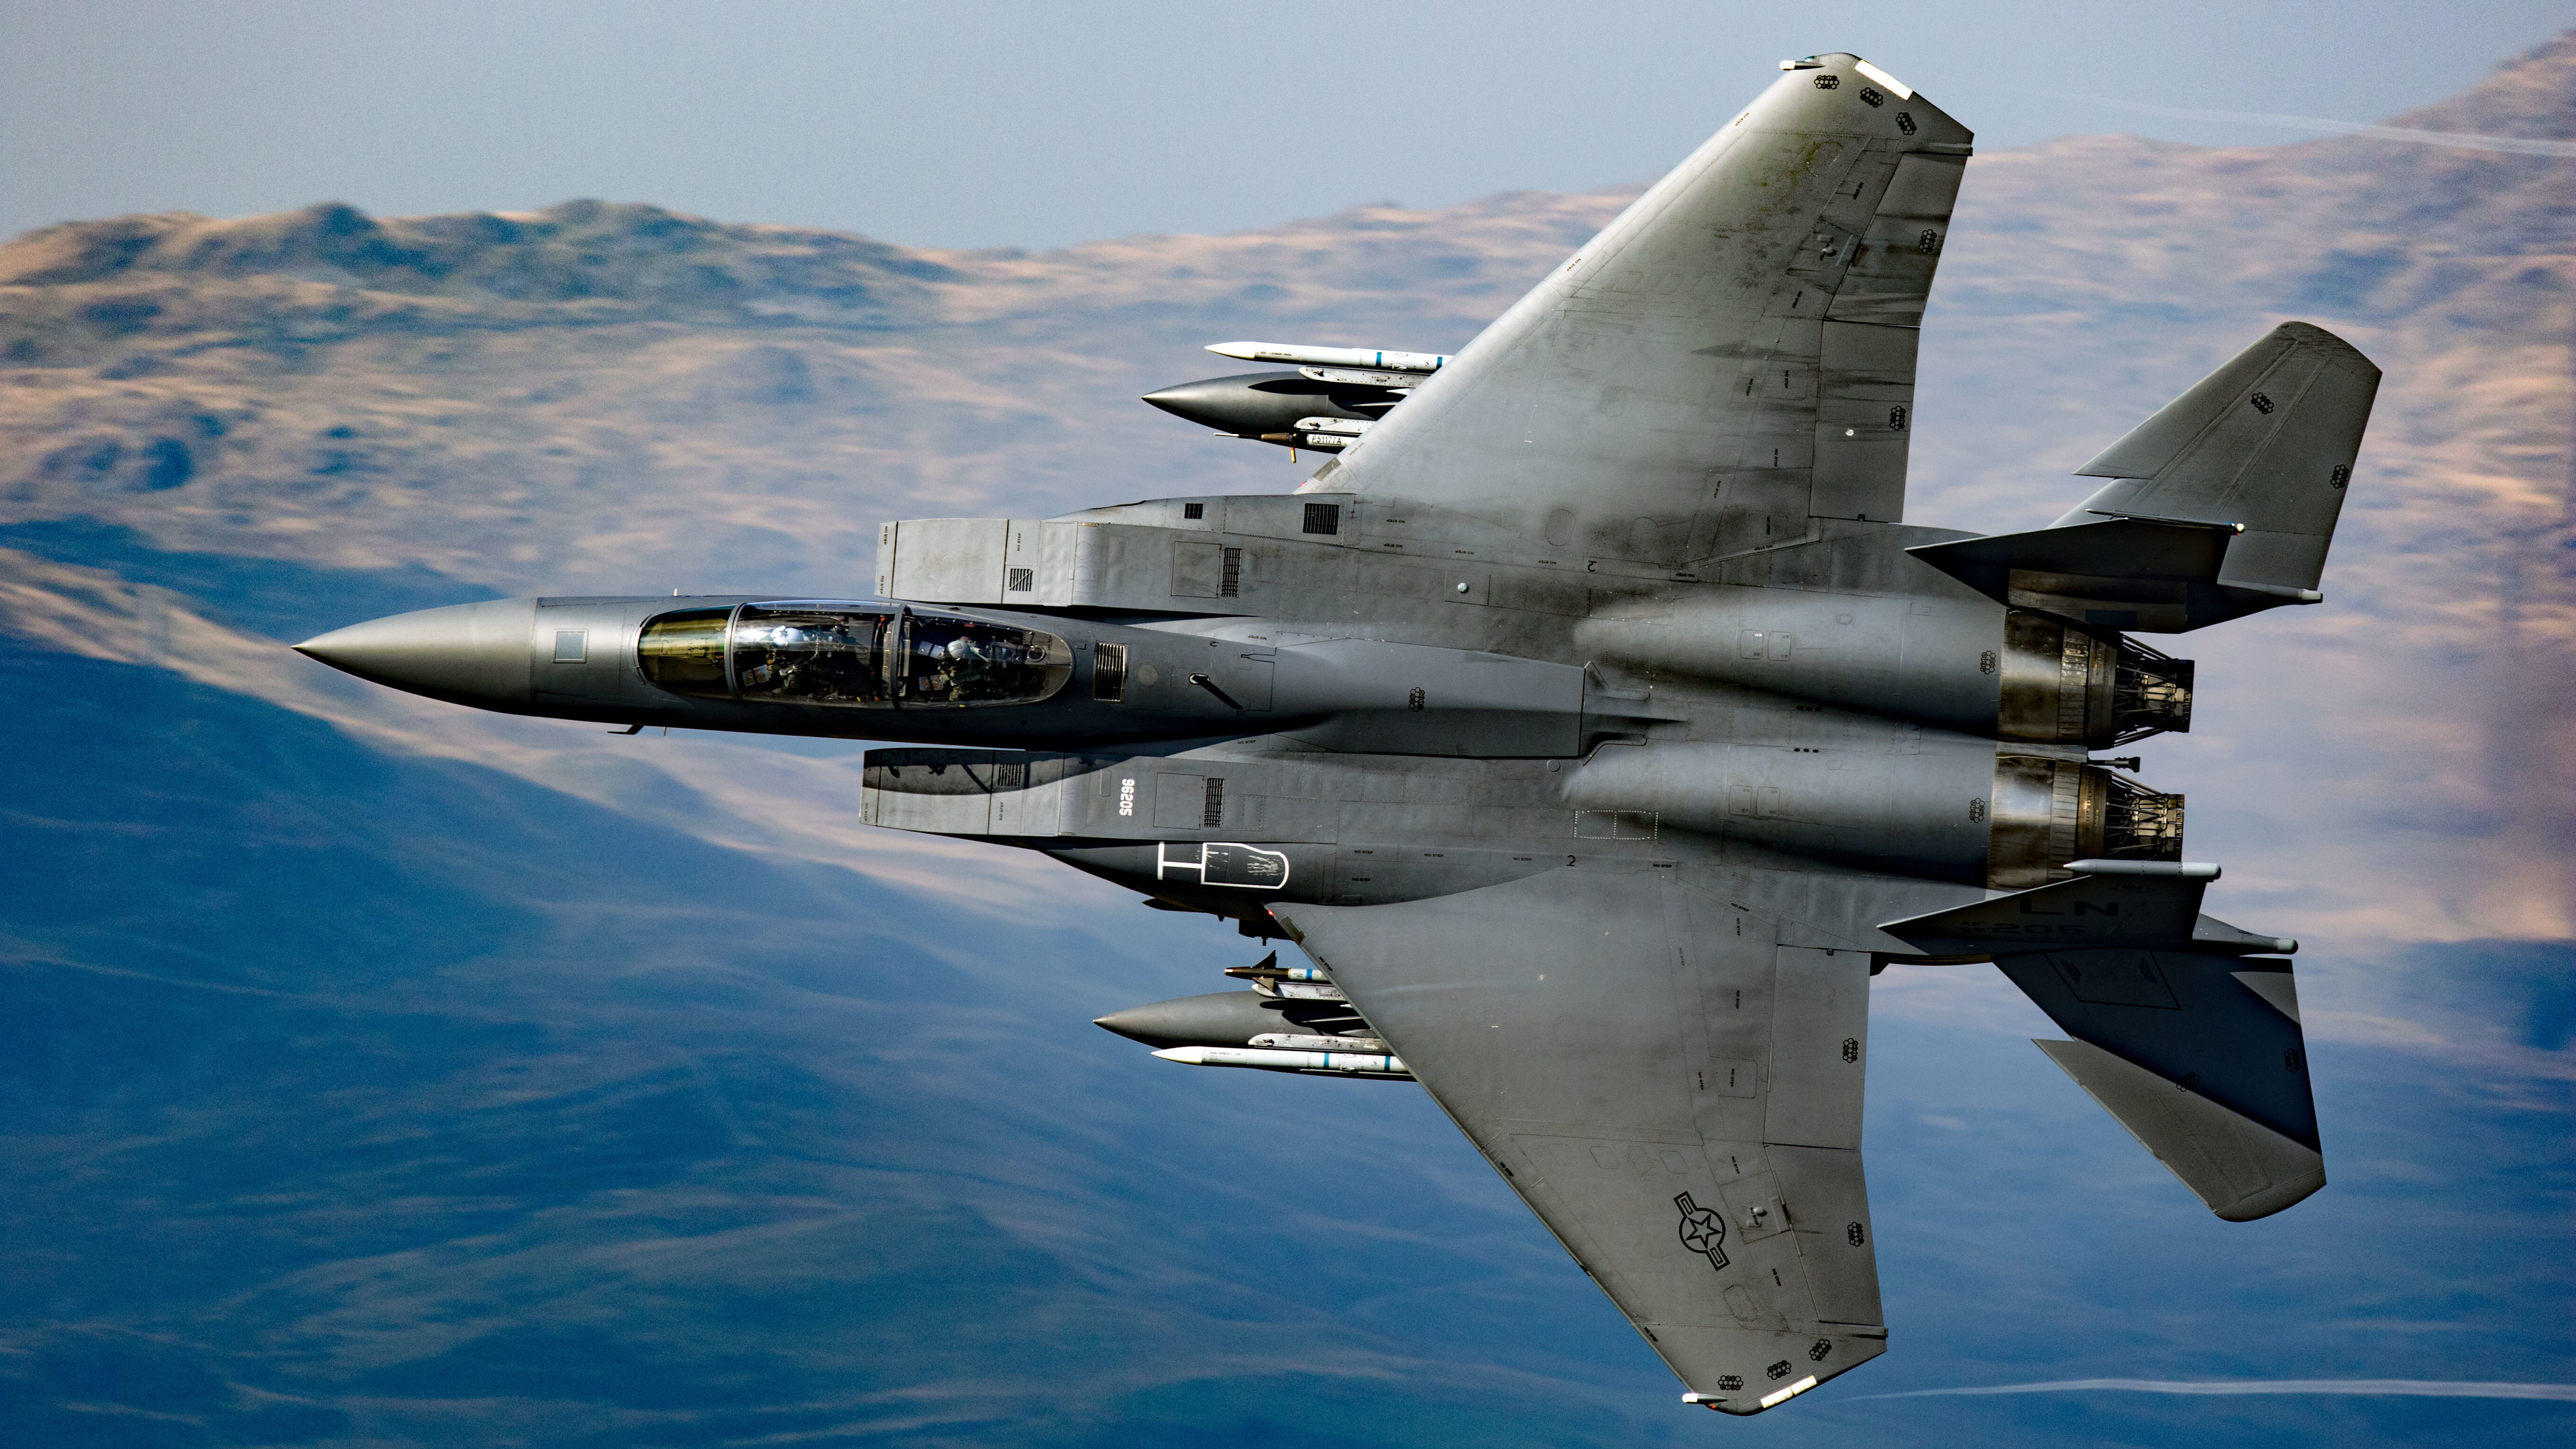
[294,598,539,709]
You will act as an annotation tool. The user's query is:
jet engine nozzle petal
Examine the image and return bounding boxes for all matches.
[294,598,539,709]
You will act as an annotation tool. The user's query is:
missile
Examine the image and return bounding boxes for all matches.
[1292,417,1371,437]
[1204,341,1448,373]
[1295,365,1423,388]
[1248,1032,1389,1053]
[1151,1045,1410,1077]
[1221,957,1331,983]
[1249,977,1347,1002]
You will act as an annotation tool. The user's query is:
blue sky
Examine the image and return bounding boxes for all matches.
[5,0,2575,247]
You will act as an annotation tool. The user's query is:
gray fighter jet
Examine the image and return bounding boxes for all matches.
[297,53,2376,1414]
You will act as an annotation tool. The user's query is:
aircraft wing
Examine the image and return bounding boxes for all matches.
[1315,53,1972,560]
[1269,865,1886,1415]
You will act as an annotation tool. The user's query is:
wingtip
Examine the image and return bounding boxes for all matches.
[2212,1167,2328,1222]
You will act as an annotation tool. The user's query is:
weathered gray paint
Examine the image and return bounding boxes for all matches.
[291,50,2375,1416]
[2035,1038,2326,1220]
[1313,59,1970,548]
[1269,872,1888,1412]
[2063,322,2381,592]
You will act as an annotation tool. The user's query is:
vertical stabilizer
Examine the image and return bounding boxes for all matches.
[2055,321,2381,594]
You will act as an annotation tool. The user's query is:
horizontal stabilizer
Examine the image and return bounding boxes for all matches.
[2059,321,2381,595]
[2034,1038,2325,1220]
[1906,516,2306,633]
[1999,949,2318,1155]
[1882,867,2322,1214]
[1877,863,2298,958]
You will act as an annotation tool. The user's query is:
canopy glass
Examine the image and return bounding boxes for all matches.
[639,603,1071,707]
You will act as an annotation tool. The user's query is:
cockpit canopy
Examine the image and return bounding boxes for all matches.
[639,602,1072,708]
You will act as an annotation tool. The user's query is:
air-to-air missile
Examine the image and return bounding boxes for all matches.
[1206,341,1451,374]
[1150,1044,1410,1076]
[296,51,2375,1413]
[1140,341,1446,451]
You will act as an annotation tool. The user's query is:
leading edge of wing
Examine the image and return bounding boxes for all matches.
[1271,865,1889,1415]
[1308,53,1972,541]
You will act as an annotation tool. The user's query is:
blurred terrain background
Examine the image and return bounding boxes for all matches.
[1,9,2571,1448]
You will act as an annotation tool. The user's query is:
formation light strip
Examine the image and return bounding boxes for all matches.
[1760,1375,1822,1409]
[1853,60,1914,99]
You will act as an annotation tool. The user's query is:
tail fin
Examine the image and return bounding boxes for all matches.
[2057,321,2381,594]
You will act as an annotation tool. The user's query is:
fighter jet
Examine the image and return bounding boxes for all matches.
[296,53,2376,1414]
